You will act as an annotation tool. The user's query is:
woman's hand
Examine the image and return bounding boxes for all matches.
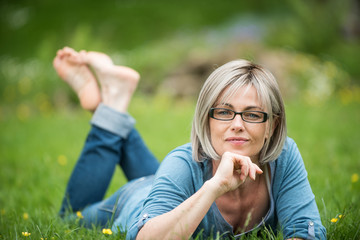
[210,152,263,197]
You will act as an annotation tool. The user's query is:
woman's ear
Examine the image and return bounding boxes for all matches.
[265,116,278,140]
[271,116,279,136]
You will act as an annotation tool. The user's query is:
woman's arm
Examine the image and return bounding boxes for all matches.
[136,179,218,239]
[274,138,326,240]
[136,152,263,240]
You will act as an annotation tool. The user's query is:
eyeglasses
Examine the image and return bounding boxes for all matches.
[209,108,268,123]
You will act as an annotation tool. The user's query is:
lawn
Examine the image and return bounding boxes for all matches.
[1,1,359,238]
[0,95,359,239]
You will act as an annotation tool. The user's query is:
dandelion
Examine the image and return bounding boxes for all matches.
[22,232,31,237]
[351,173,359,183]
[57,155,68,166]
[339,214,343,219]
[102,228,113,235]
[76,211,84,219]
[23,212,29,220]
[331,218,338,223]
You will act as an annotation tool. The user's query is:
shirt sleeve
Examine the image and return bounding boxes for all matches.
[126,144,202,240]
[273,138,326,240]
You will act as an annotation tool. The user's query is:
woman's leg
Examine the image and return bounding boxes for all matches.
[120,129,160,181]
[59,125,125,215]
[54,47,159,218]
[59,104,136,215]
[81,50,160,180]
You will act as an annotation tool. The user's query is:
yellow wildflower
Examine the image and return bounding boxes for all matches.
[76,211,84,219]
[331,218,338,223]
[339,214,343,218]
[102,228,113,235]
[57,155,68,166]
[23,212,29,220]
[351,173,359,183]
[22,232,31,237]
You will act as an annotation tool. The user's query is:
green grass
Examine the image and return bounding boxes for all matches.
[0,95,359,239]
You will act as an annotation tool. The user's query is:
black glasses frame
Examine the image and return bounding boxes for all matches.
[209,108,268,123]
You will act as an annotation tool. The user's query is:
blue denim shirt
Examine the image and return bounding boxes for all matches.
[119,137,326,239]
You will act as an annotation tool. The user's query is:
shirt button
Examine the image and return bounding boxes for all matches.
[142,214,148,219]
[309,221,314,226]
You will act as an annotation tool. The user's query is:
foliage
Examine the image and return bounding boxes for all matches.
[1,0,359,108]
[264,0,360,81]
[0,0,273,59]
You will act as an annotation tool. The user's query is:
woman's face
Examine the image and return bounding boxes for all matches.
[209,85,269,163]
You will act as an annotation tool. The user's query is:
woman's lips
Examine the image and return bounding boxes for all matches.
[225,137,249,145]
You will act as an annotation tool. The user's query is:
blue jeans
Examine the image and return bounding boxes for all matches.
[59,104,159,228]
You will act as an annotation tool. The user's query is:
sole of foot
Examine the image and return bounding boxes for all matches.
[53,47,101,111]
[83,51,140,112]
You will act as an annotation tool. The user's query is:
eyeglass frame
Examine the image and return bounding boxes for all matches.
[209,107,269,123]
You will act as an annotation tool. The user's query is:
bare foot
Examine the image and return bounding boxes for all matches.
[80,50,140,113]
[53,47,101,111]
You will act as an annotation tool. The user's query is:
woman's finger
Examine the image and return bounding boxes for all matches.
[235,156,250,181]
[254,164,263,174]
[249,163,256,180]
[229,153,263,181]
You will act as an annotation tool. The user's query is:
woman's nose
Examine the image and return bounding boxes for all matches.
[230,114,245,131]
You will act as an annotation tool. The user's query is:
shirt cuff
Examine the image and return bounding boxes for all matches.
[90,103,135,138]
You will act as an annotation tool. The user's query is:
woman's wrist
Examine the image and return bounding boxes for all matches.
[204,178,227,199]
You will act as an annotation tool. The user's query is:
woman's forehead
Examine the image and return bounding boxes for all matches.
[215,85,264,109]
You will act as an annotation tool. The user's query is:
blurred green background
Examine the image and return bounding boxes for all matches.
[1,0,360,239]
[1,0,360,113]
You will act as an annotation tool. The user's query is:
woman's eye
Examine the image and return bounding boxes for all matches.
[245,112,261,119]
[217,110,231,115]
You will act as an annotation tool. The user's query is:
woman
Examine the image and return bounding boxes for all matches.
[54,47,326,240]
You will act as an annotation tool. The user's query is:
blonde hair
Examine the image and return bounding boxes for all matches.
[191,60,287,165]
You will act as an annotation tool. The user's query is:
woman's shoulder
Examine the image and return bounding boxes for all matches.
[162,143,204,167]
[274,137,300,164]
[283,136,297,152]
[167,142,193,156]
[156,143,208,187]
[161,143,192,165]
[270,136,307,180]
[270,137,305,177]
